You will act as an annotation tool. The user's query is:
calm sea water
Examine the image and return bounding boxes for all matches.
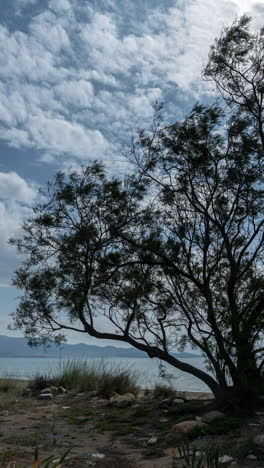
[0,356,210,392]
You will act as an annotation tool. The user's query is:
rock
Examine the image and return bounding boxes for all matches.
[201,410,225,423]
[171,420,207,433]
[172,398,185,405]
[109,392,136,408]
[58,386,67,393]
[41,387,53,394]
[147,437,158,445]
[253,434,264,447]
[38,393,53,400]
[218,455,233,464]
[246,454,257,460]
[93,398,108,406]
[91,454,105,459]
[159,418,169,423]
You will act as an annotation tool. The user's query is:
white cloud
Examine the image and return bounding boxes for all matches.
[49,0,72,13]
[0,171,36,204]
[54,80,94,107]
[0,172,38,286]
[0,0,262,167]
[29,11,71,53]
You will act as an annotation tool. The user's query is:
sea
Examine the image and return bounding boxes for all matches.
[0,356,210,392]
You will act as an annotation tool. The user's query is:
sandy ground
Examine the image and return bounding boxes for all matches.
[0,386,263,467]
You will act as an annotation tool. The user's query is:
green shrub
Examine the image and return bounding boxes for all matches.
[168,402,200,417]
[190,417,242,438]
[133,406,151,418]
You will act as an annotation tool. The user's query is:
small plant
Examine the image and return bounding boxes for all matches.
[153,383,176,399]
[29,447,70,467]
[3,448,70,468]
[28,374,54,394]
[104,410,124,422]
[114,426,137,436]
[168,402,201,417]
[0,378,21,395]
[172,443,220,468]
[133,406,151,418]
[189,417,242,438]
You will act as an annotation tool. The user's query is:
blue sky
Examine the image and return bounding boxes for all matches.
[0,0,263,344]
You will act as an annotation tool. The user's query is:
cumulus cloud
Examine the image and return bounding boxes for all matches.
[0,0,262,168]
[0,172,38,287]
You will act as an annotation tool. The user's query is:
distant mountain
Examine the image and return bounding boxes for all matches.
[0,335,199,359]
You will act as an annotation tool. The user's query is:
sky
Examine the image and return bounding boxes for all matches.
[0,0,263,345]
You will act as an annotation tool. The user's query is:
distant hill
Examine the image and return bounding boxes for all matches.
[0,335,199,359]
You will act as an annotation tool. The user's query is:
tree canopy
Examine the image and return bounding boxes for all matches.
[10,16,264,408]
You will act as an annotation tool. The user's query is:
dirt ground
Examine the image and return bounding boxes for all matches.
[0,386,264,467]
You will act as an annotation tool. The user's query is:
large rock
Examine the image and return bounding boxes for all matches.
[109,392,136,408]
[201,410,225,423]
[172,420,207,433]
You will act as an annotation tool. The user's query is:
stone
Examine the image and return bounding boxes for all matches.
[218,455,233,464]
[201,410,225,423]
[246,455,257,460]
[109,392,136,408]
[41,387,53,394]
[58,386,67,393]
[38,393,53,400]
[171,420,207,433]
[253,434,264,447]
[172,398,185,405]
[93,398,108,406]
[147,437,158,445]
[91,454,105,459]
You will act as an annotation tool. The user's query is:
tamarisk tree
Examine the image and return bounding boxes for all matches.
[10,17,264,407]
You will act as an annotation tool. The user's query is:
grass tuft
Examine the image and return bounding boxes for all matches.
[51,359,139,396]
[152,383,176,399]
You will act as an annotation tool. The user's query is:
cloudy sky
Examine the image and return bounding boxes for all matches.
[0,0,263,344]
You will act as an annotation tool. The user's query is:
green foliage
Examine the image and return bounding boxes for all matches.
[104,410,124,422]
[172,443,221,468]
[152,383,176,400]
[49,359,138,396]
[29,447,70,467]
[10,17,264,407]
[168,403,201,417]
[189,417,242,438]
[133,406,151,418]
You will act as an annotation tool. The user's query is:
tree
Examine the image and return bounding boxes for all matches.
[10,17,264,408]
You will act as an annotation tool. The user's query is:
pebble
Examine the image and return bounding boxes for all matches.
[218,455,233,464]
[147,437,158,445]
[91,454,105,459]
